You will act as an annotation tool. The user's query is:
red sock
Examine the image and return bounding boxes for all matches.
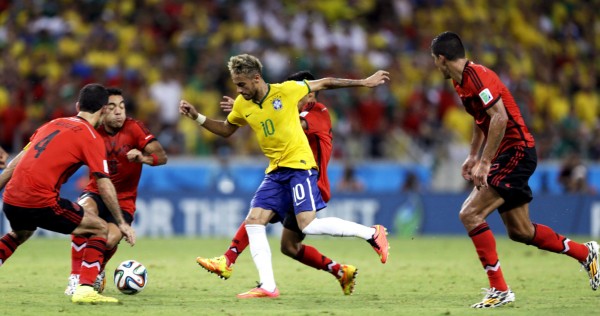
[295,244,341,277]
[101,245,118,271]
[531,223,589,262]
[70,235,87,274]
[224,223,249,265]
[79,237,106,286]
[468,223,508,291]
[0,233,20,266]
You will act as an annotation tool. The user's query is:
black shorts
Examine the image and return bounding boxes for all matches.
[3,198,84,234]
[488,146,537,213]
[78,192,133,225]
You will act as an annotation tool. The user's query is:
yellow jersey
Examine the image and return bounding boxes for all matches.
[227,80,317,173]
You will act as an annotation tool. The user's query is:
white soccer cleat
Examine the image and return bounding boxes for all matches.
[471,287,515,308]
[93,270,106,293]
[581,241,600,291]
[64,274,80,296]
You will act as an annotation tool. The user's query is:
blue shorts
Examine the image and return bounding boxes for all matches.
[250,167,326,222]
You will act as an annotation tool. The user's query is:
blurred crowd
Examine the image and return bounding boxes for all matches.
[0,0,598,168]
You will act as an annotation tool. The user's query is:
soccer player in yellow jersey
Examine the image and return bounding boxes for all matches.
[179,54,390,298]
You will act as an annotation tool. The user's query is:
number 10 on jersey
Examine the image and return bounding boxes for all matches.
[261,119,275,137]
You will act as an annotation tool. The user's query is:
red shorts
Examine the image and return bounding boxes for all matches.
[3,198,84,234]
[488,146,537,213]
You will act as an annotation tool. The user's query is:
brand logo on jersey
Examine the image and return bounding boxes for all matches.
[272,98,283,110]
[479,88,494,105]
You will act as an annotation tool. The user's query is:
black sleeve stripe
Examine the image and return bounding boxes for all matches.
[464,68,484,90]
[482,97,500,110]
[505,110,531,146]
[93,172,109,179]
[465,67,484,89]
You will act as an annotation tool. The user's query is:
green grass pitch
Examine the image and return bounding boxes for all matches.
[0,236,598,315]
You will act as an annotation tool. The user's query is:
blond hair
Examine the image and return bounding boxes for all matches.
[227,54,263,77]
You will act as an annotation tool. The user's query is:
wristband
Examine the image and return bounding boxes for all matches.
[150,153,158,166]
[195,113,207,125]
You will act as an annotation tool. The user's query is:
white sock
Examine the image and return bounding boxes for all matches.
[245,224,276,292]
[301,217,376,240]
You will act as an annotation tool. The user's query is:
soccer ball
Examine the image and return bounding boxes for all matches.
[114,259,147,295]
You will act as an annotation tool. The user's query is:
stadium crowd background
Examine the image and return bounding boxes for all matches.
[0,0,598,192]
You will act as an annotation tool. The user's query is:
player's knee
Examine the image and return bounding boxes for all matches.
[245,214,269,225]
[106,224,123,248]
[106,234,122,249]
[458,206,476,224]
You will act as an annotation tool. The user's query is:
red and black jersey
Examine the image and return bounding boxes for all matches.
[3,116,108,208]
[84,118,156,216]
[453,61,535,155]
[300,102,333,202]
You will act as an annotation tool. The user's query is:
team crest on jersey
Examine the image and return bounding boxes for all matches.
[272,98,283,110]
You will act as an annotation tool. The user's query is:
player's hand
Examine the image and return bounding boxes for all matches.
[0,146,8,169]
[473,161,491,190]
[461,155,478,181]
[179,100,199,120]
[362,70,390,88]
[119,223,136,246]
[126,148,144,163]
[219,96,235,113]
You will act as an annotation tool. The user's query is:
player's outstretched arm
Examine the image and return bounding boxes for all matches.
[179,99,238,137]
[0,149,25,190]
[307,70,390,92]
[96,177,136,246]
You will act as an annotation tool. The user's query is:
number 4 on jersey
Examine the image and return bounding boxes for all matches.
[33,130,60,158]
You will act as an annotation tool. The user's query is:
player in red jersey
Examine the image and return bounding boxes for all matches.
[196,71,358,295]
[63,88,167,295]
[431,31,599,308]
[0,83,135,304]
